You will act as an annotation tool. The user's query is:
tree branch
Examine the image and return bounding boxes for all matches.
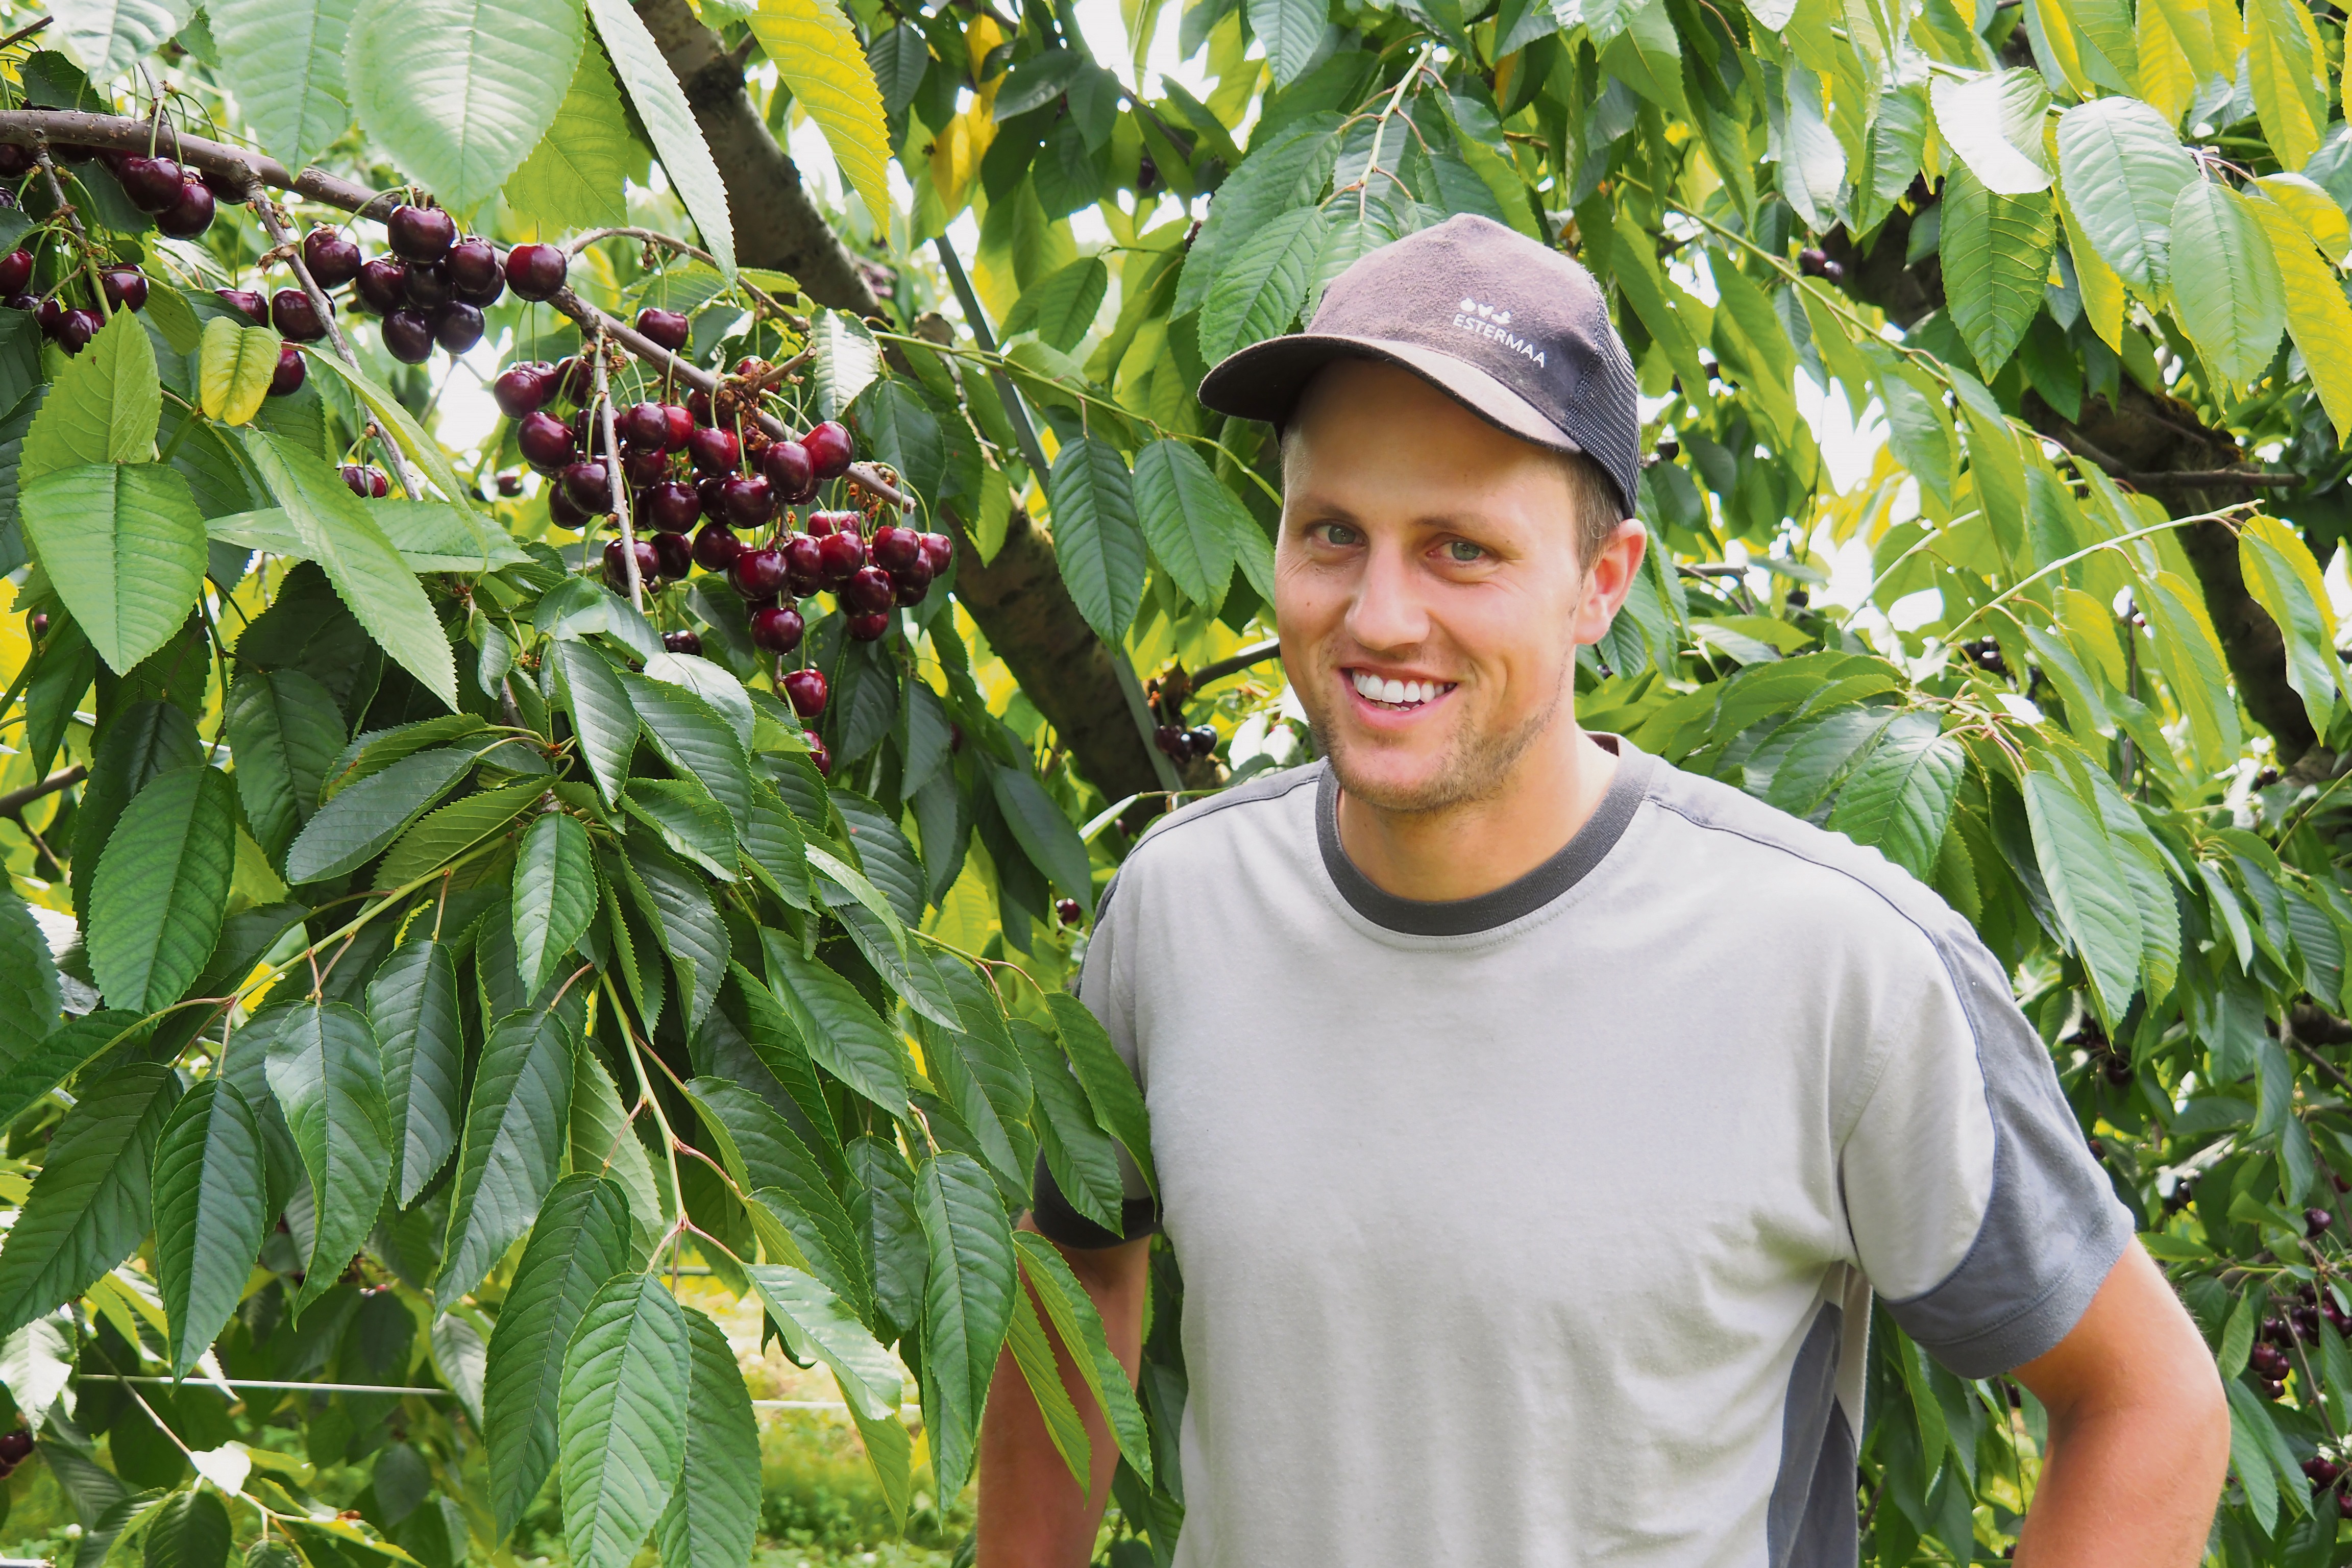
[0,765,84,819]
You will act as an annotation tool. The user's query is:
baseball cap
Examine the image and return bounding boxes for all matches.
[1196,213,1641,521]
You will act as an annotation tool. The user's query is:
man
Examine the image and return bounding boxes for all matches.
[976,214,2228,1566]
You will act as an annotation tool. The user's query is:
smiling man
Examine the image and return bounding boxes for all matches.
[975,214,2228,1566]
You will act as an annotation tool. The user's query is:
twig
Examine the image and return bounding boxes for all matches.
[0,17,53,53]
[30,136,107,311]
[563,225,795,318]
[592,329,643,609]
[2286,1032,2352,1098]
[0,765,84,818]
[2123,469,2302,489]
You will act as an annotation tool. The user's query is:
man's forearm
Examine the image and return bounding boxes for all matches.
[2014,1390,2230,1566]
[975,1222,1149,1567]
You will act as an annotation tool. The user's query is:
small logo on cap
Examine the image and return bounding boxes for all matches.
[1453,299,1543,367]
[1458,298,1512,325]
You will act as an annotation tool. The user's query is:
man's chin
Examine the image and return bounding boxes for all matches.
[1321,736,1470,815]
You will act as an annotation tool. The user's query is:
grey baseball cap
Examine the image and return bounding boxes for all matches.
[1196,213,1641,520]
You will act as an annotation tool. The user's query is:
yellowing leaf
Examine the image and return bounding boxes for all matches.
[2255,170,2350,260]
[2245,187,2352,439]
[2148,0,2219,79]
[748,0,894,233]
[2247,0,2326,170]
[198,317,284,427]
[2136,0,2197,125]
[504,39,642,236]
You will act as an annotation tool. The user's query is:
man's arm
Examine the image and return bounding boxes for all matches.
[976,1217,1152,1567]
[2010,1239,2230,1566]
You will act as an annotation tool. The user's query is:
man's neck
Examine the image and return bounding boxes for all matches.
[1334,724,1621,904]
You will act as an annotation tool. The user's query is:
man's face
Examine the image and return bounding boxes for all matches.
[1273,360,1644,815]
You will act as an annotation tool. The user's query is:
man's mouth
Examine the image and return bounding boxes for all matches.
[1347,669,1458,712]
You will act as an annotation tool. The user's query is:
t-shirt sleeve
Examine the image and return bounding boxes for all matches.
[1028,877,1161,1251]
[1841,922,2134,1378]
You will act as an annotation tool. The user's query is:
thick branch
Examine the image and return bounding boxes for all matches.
[0,765,84,819]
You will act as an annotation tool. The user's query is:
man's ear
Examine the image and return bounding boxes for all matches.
[1571,521,1649,646]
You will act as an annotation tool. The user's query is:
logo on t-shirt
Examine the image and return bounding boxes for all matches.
[1453,298,1546,368]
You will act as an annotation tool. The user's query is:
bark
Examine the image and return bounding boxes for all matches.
[1822,215,2323,765]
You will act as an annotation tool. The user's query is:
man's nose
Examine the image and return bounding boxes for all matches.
[1344,542,1430,653]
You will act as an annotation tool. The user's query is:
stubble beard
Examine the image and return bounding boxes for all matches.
[1303,656,1570,817]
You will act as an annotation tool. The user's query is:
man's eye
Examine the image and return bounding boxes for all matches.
[1314,522,1361,546]
[1444,540,1486,562]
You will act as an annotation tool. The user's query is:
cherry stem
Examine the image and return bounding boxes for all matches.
[592,329,644,610]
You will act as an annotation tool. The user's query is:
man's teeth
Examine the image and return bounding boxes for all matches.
[1350,671,1453,706]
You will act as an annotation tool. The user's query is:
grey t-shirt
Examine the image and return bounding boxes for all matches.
[1034,737,2132,1567]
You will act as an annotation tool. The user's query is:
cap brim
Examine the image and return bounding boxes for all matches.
[1197,333,1586,462]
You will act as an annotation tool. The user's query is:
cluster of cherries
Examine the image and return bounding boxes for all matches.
[1153,723,1217,763]
[2305,1451,2352,1516]
[0,1427,28,1477]
[274,203,567,365]
[2251,1267,2346,1401]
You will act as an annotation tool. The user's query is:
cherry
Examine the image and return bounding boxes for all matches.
[302,228,362,287]
[101,267,146,312]
[804,730,832,775]
[269,345,306,396]
[731,546,790,599]
[816,530,866,582]
[647,481,701,532]
[621,446,667,486]
[664,405,693,451]
[2266,1315,2291,1345]
[271,288,327,341]
[688,425,740,475]
[0,1431,30,1464]
[431,301,485,352]
[1186,725,1218,760]
[494,363,551,418]
[0,250,31,296]
[803,511,836,537]
[2312,1209,2336,1236]
[697,474,728,521]
[692,523,742,573]
[28,612,46,638]
[1055,897,1082,925]
[216,287,267,325]
[762,439,817,503]
[560,460,611,508]
[892,556,934,604]
[354,257,406,314]
[569,405,608,456]
[803,420,854,479]
[2252,1344,2291,1379]
[919,532,954,575]
[2305,1456,2341,1486]
[750,605,805,653]
[782,533,824,581]
[663,628,703,655]
[1154,724,1187,758]
[555,356,595,403]
[720,473,775,528]
[387,204,456,263]
[636,307,689,352]
[2338,1492,2352,1518]
[871,524,921,572]
[649,530,694,580]
[402,262,451,311]
[156,180,215,238]
[603,536,659,591]
[620,401,670,448]
[496,470,523,497]
[843,565,895,614]
[340,463,389,499]
[2,295,29,313]
[0,147,33,177]
[547,484,592,529]
[34,297,65,338]
[846,611,890,643]
[383,309,434,363]
[782,668,828,717]
[517,410,577,471]
[506,243,568,301]
[55,309,99,354]
[120,154,185,213]
[445,237,499,293]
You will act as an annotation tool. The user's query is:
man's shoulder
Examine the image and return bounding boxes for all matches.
[1118,761,1324,880]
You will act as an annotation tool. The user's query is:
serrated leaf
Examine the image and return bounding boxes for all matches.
[2170,180,2285,394]
[1014,1231,1153,1482]
[295,350,475,511]
[143,1487,229,1568]
[284,747,474,885]
[1013,1018,1123,1234]
[514,812,597,995]
[654,1306,760,1568]
[484,1174,632,1539]
[1002,1279,1090,1485]
[263,999,391,1311]
[618,672,751,831]
[1826,713,1965,880]
[915,1150,1016,1502]
[345,0,584,214]
[587,0,734,276]
[746,0,892,235]
[554,642,639,808]
[1045,435,1146,644]
[2054,97,2196,293]
[377,779,541,887]
[24,309,158,479]
[1245,0,1326,84]
[1198,205,1326,364]
[1002,256,1110,352]
[1131,438,1240,610]
[745,1263,904,1420]
[1043,991,1156,1198]
[21,462,206,676]
[1941,166,2055,377]
[53,0,197,79]
[0,885,60,1065]
[758,930,909,1115]
[89,765,236,1012]
[368,938,466,1206]
[505,40,638,235]
[1174,113,1343,319]
[2022,763,2142,1022]
[2247,0,2326,172]
[685,1078,867,1317]
[152,1079,271,1377]
[807,310,879,421]
[0,1061,180,1336]
[559,1275,691,1568]
[209,0,357,167]
[617,835,728,1032]
[1928,69,2051,195]
[199,318,284,426]
[991,767,1095,916]
[438,1009,578,1306]
[224,669,345,868]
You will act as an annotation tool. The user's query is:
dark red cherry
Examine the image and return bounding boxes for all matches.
[1055,898,1082,925]
[0,1431,30,1464]
[688,426,740,475]
[0,250,34,297]
[217,287,268,325]
[781,668,827,717]
[120,155,184,213]
[1186,725,1218,760]
[517,410,577,471]
[846,611,889,643]
[685,388,713,426]
[621,446,667,486]
[445,237,499,294]
[431,301,484,352]
[493,363,551,419]
[271,288,326,341]
[547,484,592,529]
[382,309,434,363]
[817,531,866,582]
[56,309,99,353]
[650,530,694,580]
[496,470,523,497]
[100,267,146,312]
[664,405,693,450]
[3,294,29,313]
[2312,1209,2336,1236]
[560,460,611,508]
[603,536,659,591]
[354,257,406,314]
[268,345,305,396]
[35,297,66,338]
[692,524,742,573]
[555,356,595,404]
[617,402,668,448]
[302,228,362,287]
[762,439,817,503]
[782,533,823,581]
[750,605,805,653]
[647,481,701,532]
[804,730,832,775]
[803,510,835,537]
[635,307,689,352]
[720,474,775,528]
[663,628,703,655]
[1154,724,1186,758]
[387,204,456,263]
[697,474,728,521]
[843,565,895,613]
[891,555,934,604]
[402,262,451,311]
[505,243,568,301]
[340,463,388,499]
[730,546,789,599]
[919,532,953,575]
[156,181,215,238]
[871,524,921,572]
[803,420,854,479]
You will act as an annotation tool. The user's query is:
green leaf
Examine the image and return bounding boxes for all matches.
[89,765,236,1013]
[745,0,893,237]
[1014,1017,1124,1233]
[2246,0,2327,171]
[368,938,466,1206]
[587,0,734,274]
[1131,439,1241,610]
[758,931,909,1115]
[0,1061,180,1336]
[505,40,639,234]
[1002,256,1110,352]
[262,999,391,1312]
[0,885,60,1065]
[1014,1231,1153,1482]
[23,309,159,476]
[828,791,924,925]
[438,1009,578,1305]
[2169,180,2286,394]
[151,1079,271,1377]
[915,1150,1016,1503]
[554,642,639,808]
[224,669,345,867]
[1927,68,2051,195]
[2239,514,2340,735]
[209,0,357,167]
[484,1173,633,1539]
[616,835,729,1032]
[1244,0,1326,84]
[847,380,945,510]
[744,1263,905,1420]
[20,462,206,675]
[1940,167,2055,376]
[2226,1378,2285,1532]
[514,812,597,995]
[1198,205,1326,364]
[2053,97,2196,292]
[53,0,197,79]
[198,318,284,426]
[806,310,879,422]
[284,747,475,885]
[238,429,458,709]
[618,671,752,832]
[684,1078,868,1319]
[377,780,542,887]
[1044,991,1156,1198]
[991,767,1095,916]
[1002,1280,1090,1486]
[2021,763,2142,1023]
[2248,187,2352,440]
[1045,436,1146,645]
[1173,113,1342,319]
[143,1487,230,1568]
[293,351,474,509]
[558,1275,691,1568]
[654,1306,761,1568]
[1825,713,1965,880]
[345,0,584,214]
